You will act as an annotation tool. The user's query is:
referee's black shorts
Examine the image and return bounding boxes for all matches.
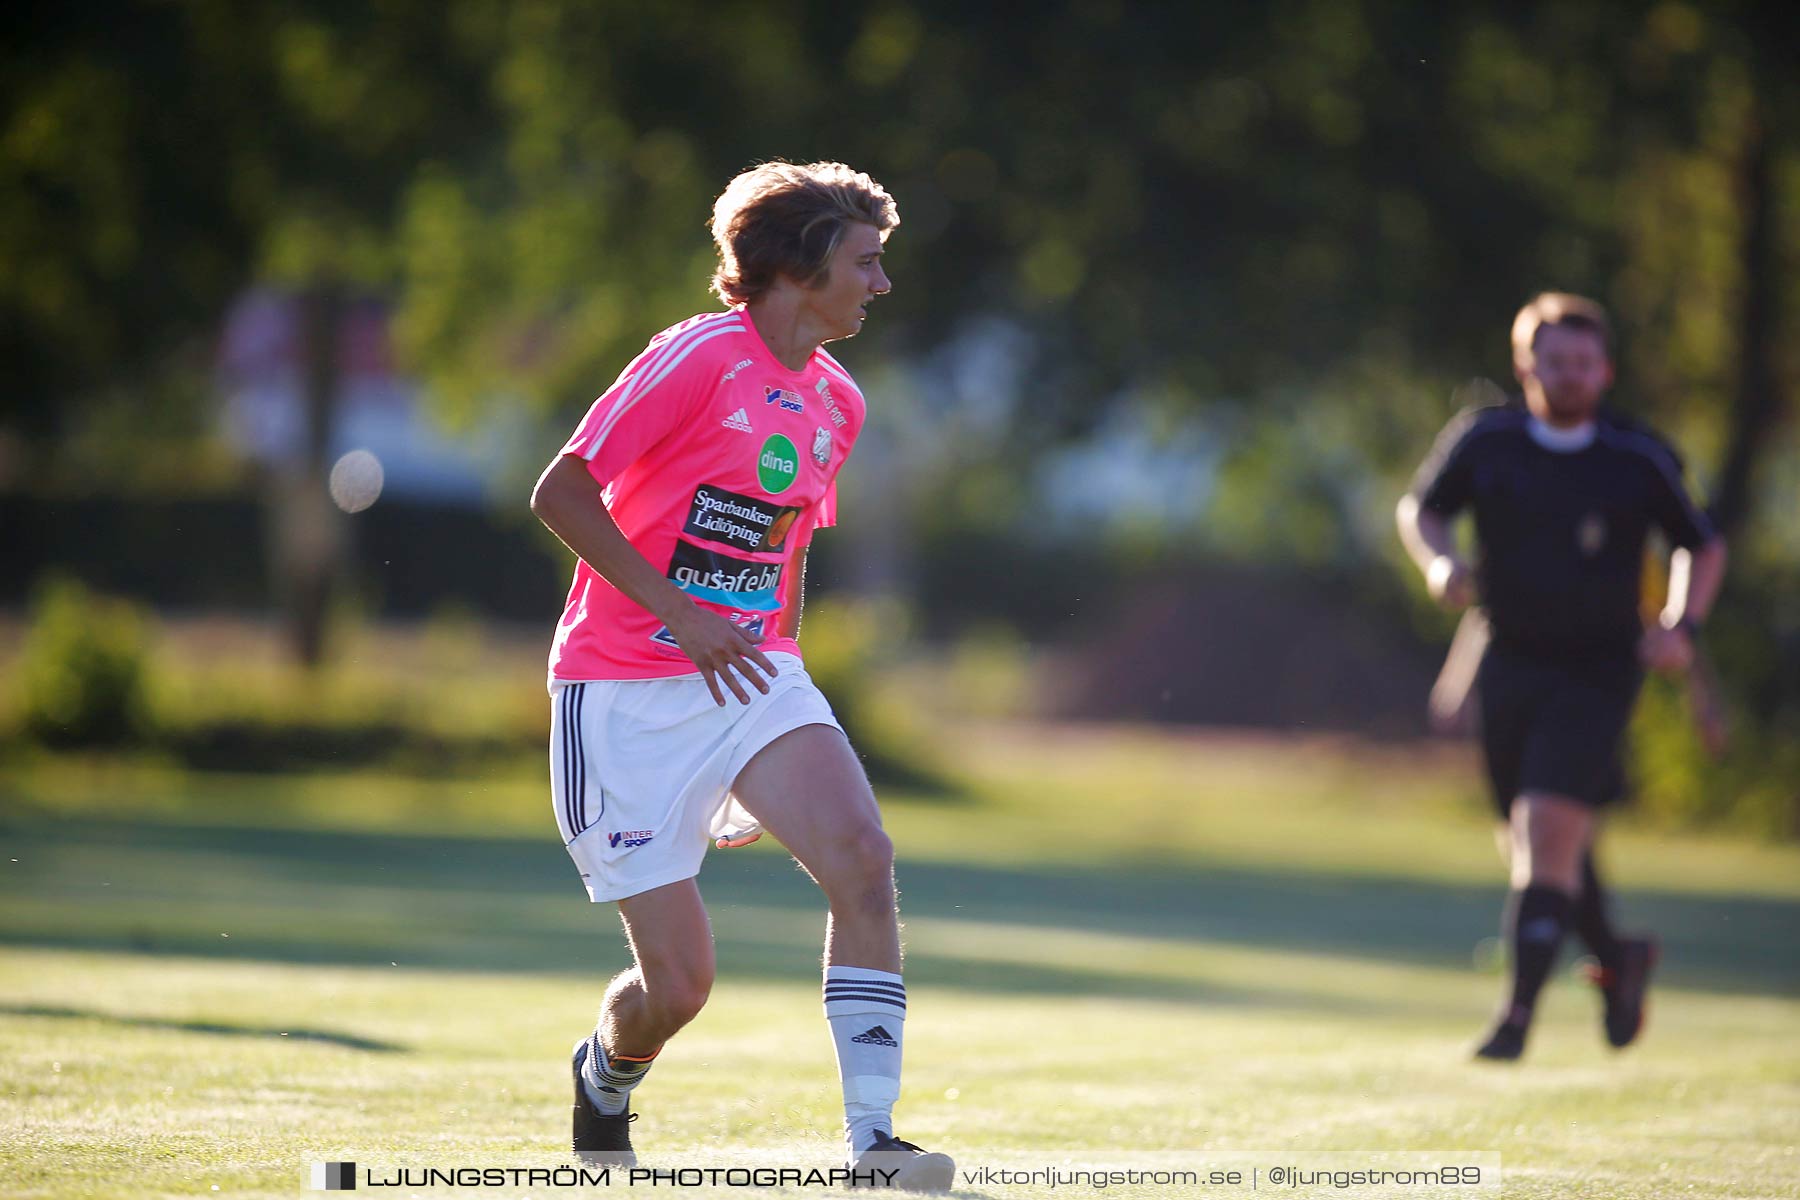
[1475,642,1643,818]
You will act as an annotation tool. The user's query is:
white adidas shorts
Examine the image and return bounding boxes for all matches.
[548,652,842,903]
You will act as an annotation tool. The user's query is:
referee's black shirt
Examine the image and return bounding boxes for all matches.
[1410,403,1715,663]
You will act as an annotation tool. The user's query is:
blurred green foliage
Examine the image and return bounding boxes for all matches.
[19,577,152,748]
[1629,560,1800,838]
[0,595,954,793]
[792,595,956,796]
[3,604,546,773]
[1633,680,1800,840]
[4,2,1797,832]
[7,2,1793,556]
[7,3,1794,450]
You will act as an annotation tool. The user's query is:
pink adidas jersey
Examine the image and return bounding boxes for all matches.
[548,309,867,682]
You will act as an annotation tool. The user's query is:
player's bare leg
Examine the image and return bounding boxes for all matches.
[1509,792,1591,892]
[573,880,715,1162]
[734,724,898,969]
[1476,793,1593,1060]
[733,724,951,1190]
[607,880,717,1052]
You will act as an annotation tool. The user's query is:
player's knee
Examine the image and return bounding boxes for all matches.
[843,824,895,886]
[645,964,713,1028]
[816,824,894,909]
[1525,823,1581,869]
[632,946,714,1022]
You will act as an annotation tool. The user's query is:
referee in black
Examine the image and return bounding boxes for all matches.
[1396,293,1728,1061]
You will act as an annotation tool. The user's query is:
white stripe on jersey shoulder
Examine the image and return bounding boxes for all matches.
[646,309,743,354]
[581,312,742,443]
[1466,405,1526,430]
[626,311,744,386]
[1594,422,1681,469]
[1594,423,1706,513]
[815,349,861,391]
[585,313,745,459]
[1445,405,1526,452]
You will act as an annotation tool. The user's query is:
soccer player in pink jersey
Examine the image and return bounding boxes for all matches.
[530,161,953,1190]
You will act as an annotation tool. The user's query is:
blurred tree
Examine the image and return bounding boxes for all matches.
[9,2,1792,479]
[3,2,1794,664]
[3,1,494,660]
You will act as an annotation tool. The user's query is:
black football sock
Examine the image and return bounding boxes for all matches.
[1502,884,1574,1025]
[1569,851,1623,970]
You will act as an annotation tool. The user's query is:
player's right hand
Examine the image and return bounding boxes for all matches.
[665,606,778,706]
[1427,555,1476,610]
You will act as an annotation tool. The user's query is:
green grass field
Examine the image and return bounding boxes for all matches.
[3,723,1797,1198]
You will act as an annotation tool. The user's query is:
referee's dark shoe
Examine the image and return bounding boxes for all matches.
[1587,936,1659,1049]
[572,1039,638,1166]
[851,1131,955,1191]
[1472,1002,1531,1062]
[1472,1019,1528,1062]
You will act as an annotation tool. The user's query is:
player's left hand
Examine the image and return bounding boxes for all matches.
[715,831,763,849]
[1639,623,1695,675]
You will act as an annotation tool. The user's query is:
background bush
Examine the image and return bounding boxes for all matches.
[20,577,153,748]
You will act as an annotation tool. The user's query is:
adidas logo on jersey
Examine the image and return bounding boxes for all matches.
[722,408,753,432]
[851,1024,898,1047]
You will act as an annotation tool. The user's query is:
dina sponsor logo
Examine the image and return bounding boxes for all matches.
[815,377,848,428]
[608,829,654,849]
[764,385,805,414]
[757,434,800,494]
[683,484,802,553]
[667,540,784,611]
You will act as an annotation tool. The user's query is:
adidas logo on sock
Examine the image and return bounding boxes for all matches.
[851,1025,898,1047]
[722,407,753,432]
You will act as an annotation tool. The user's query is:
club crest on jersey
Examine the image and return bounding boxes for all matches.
[764,386,805,414]
[811,427,832,467]
[1576,512,1607,556]
[815,377,848,428]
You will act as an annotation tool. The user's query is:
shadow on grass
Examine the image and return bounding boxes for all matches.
[0,815,1794,1003]
[0,1001,403,1052]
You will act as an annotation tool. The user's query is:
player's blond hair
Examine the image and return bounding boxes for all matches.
[1511,292,1613,361]
[710,162,898,305]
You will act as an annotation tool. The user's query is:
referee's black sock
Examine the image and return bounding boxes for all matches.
[1570,852,1623,970]
[1503,884,1574,1025]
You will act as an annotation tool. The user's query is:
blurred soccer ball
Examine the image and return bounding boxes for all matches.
[328,449,384,513]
